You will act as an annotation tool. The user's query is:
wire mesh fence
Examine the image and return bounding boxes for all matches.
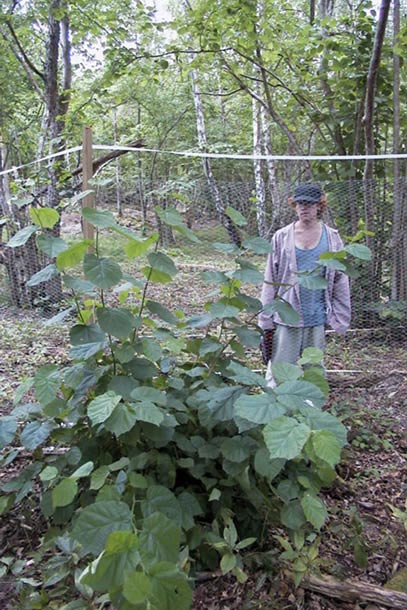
[1,150,407,343]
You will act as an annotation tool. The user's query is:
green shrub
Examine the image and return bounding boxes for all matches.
[0,204,355,608]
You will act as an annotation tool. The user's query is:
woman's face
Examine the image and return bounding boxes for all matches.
[295,201,320,222]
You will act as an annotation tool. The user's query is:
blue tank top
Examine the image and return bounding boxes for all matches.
[295,225,328,327]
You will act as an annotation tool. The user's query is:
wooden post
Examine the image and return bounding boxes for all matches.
[82,126,95,243]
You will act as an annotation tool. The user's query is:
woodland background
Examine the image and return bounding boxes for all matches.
[1,1,407,610]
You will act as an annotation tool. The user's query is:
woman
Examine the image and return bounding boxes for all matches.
[259,182,351,387]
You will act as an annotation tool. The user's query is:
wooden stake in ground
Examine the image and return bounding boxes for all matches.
[82,125,95,244]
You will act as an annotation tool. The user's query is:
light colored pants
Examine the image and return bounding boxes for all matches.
[265,324,325,388]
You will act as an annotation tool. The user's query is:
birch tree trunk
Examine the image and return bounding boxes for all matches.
[252,94,267,238]
[260,107,287,235]
[390,0,407,301]
[190,66,241,246]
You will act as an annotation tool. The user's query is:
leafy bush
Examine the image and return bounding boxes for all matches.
[0,205,360,608]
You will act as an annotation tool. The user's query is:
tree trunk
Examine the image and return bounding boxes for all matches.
[362,0,391,304]
[190,65,241,247]
[391,0,407,301]
[112,108,122,217]
[303,573,407,610]
[252,94,267,238]
[363,0,391,232]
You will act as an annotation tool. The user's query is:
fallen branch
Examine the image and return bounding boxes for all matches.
[303,574,407,609]
[71,138,144,178]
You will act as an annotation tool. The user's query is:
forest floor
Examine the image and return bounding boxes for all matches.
[0,302,406,610]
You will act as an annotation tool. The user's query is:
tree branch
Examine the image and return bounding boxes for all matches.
[303,574,407,610]
[4,19,45,82]
[71,139,144,178]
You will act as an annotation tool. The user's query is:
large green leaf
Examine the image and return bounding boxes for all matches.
[302,368,330,397]
[146,300,178,325]
[80,531,140,592]
[96,307,135,339]
[224,361,266,387]
[301,492,328,529]
[124,233,158,258]
[82,207,116,229]
[201,270,229,284]
[70,324,106,346]
[319,257,347,271]
[199,337,221,357]
[310,430,341,467]
[195,386,244,425]
[108,376,140,400]
[243,236,272,254]
[147,252,177,277]
[131,402,165,426]
[254,448,285,480]
[27,264,59,287]
[7,225,37,247]
[301,409,348,448]
[63,275,95,294]
[233,326,261,348]
[0,416,18,449]
[141,486,182,526]
[123,357,158,380]
[70,342,107,360]
[141,266,173,284]
[271,362,302,384]
[155,206,184,226]
[232,261,263,284]
[34,365,61,405]
[344,243,372,260]
[155,207,200,243]
[130,386,167,406]
[139,512,181,569]
[122,571,151,605]
[185,312,213,328]
[72,500,133,555]
[20,421,53,450]
[234,393,284,430]
[56,240,93,270]
[84,253,123,289]
[148,562,193,610]
[104,402,138,436]
[280,500,306,530]
[220,436,256,463]
[263,416,311,460]
[177,491,203,531]
[297,273,328,290]
[71,461,94,481]
[274,380,325,410]
[137,337,163,362]
[69,324,107,360]
[29,207,59,228]
[52,478,78,508]
[263,300,300,325]
[90,466,110,491]
[87,391,121,425]
[36,234,67,257]
[225,205,247,227]
[209,302,241,320]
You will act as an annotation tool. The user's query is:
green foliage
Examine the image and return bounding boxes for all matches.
[0,206,371,608]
